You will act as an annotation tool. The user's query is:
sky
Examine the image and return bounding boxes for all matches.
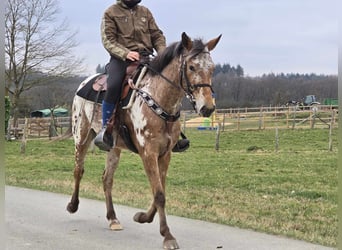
[58,0,338,76]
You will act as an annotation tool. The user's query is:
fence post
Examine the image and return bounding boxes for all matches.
[222,113,226,132]
[291,108,296,130]
[20,118,28,154]
[310,110,314,129]
[258,107,263,130]
[275,126,279,152]
[215,123,221,151]
[237,111,240,131]
[328,110,335,151]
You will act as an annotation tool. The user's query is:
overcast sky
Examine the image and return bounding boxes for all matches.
[58,0,338,76]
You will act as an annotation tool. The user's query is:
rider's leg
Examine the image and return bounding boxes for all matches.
[102,100,115,127]
[94,57,128,151]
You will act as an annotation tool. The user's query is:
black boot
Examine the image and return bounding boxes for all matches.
[94,101,116,151]
[172,132,190,153]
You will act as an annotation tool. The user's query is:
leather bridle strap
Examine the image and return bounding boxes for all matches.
[180,60,214,94]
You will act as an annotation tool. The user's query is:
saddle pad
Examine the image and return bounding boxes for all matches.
[76,74,106,104]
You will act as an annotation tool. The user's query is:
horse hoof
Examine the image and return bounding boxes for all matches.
[133,212,153,223]
[163,239,179,249]
[133,212,144,223]
[66,202,78,213]
[109,219,123,231]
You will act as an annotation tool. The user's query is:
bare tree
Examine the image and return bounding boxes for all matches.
[5,0,83,120]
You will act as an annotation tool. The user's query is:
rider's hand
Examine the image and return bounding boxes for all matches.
[126,51,140,61]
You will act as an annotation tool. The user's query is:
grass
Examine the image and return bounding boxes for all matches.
[5,128,338,247]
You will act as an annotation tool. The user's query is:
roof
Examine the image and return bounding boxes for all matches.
[30,108,69,118]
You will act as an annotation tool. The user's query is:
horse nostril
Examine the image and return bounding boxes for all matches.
[200,106,215,117]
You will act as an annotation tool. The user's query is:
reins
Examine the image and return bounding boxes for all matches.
[142,62,182,91]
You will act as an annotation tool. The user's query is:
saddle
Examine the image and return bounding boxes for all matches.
[76,61,143,104]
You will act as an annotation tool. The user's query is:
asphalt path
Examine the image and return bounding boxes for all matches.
[5,186,334,250]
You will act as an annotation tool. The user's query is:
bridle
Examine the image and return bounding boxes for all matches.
[179,54,214,109]
[141,51,214,111]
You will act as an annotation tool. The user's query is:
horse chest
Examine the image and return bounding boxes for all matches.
[128,98,172,149]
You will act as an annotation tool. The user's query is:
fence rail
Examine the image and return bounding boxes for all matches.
[7,105,338,139]
[8,116,71,139]
[180,105,338,131]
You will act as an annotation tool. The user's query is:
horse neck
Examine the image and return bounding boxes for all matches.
[144,59,184,114]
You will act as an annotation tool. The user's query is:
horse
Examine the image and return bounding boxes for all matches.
[66,32,221,249]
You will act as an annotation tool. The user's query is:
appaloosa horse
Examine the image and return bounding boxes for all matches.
[66,32,221,249]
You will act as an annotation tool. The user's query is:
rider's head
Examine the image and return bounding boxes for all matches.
[122,0,141,8]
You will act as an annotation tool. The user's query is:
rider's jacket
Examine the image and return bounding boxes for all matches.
[101,0,166,60]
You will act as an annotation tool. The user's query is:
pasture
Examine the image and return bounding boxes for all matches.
[5,128,337,247]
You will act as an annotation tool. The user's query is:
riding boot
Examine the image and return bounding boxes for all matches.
[172,132,190,153]
[94,101,116,151]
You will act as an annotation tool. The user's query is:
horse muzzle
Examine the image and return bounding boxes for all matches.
[200,105,215,117]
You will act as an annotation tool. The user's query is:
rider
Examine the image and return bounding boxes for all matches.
[95,0,189,152]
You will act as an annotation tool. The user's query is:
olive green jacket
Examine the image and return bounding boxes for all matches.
[101,0,166,60]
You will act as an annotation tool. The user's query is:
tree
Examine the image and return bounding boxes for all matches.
[5,0,83,121]
[236,64,244,77]
[96,64,106,74]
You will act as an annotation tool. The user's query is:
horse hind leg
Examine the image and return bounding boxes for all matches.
[67,130,96,213]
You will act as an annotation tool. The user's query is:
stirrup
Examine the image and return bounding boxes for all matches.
[172,131,190,153]
[94,127,114,152]
[172,138,190,153]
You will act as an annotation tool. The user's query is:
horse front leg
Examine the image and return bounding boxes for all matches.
[134,153,179,249]
[67,131,95,213]
[157,152,179,249]
[103,147,123,230]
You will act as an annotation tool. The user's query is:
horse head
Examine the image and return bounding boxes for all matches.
[180,32,221,117]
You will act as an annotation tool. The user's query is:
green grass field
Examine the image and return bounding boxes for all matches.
[5,128,338,247]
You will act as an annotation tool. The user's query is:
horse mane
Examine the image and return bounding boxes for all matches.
[148,42,182,75]
[148,38,206,75]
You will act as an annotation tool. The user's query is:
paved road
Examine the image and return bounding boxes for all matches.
[5,186,334,250]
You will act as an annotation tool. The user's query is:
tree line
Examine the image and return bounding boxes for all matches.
[211,66,337,108]
[178,63,337,109]
[15,67,337,118]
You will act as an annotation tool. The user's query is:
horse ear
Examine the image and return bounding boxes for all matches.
[181,32,193,51]
[206,34,222,51]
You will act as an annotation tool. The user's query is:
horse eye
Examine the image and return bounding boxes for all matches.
[189,65,195,71]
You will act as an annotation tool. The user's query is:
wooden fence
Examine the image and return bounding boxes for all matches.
[7,105,338,139]
[8,116,71,139]
[180,105,338,132]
